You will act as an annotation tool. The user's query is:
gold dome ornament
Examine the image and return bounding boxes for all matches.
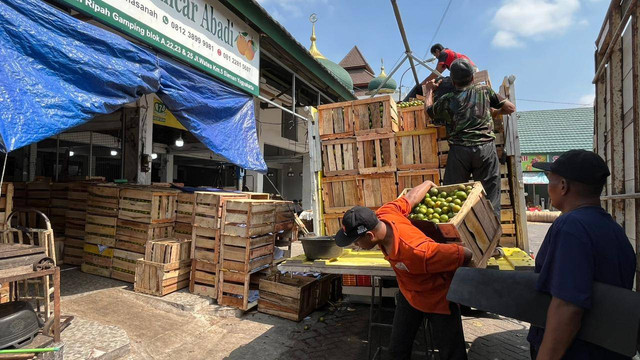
[308,14,353,91]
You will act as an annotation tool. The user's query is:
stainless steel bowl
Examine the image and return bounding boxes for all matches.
[300,236,344,260]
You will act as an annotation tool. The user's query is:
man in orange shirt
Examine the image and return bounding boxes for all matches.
[335,180,472,360]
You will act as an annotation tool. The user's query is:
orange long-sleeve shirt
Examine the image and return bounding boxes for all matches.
[376,197,465,314]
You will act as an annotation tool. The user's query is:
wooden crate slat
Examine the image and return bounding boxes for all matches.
[321,175,360,214]
[135,259,190,296]
[118,188,178,224]
[356,173,397,209]
[353,95,398,135]
[176,193,195,223]
[145,238,191,263]
[317,101,354,139]
[323,213,345,236]
[87,184,120,216]
[398,106,429,131]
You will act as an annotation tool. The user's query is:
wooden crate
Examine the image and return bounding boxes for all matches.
[176,193,195,223]
[62,237,84,266]
[323,212,345,237]
[221,199,275,238]
[64,210,86,239]
[501,191,512,207]
[87,184,120,216]
[220,234,274,273]
[400,182,501,268]
[321,175,360,214]
[116,219,174,254]
[174,222,194,241]
[258,274,318,321]
[321,137,358,176]
[193,191,248,229]
[274,201,296,234]
[145,238,191,263]
[13,182,26,207]
[67,181,97,211]
[317,101,354,140]
[118,188,179,224]
[357,173,398,209]
[399,105,428,131]
[397,169,440,191]
[242,192,270,200]
[356,133,396,174]
[189,259,218,298]
[353,95,399,135]
[81,243,114,278]
[395,128,439,170]
[191,226,220,263]
[85,214,117,247]
[218,270,264,311]
[26,181,51,207]
[134,259,191,296]
[111,249,142,283]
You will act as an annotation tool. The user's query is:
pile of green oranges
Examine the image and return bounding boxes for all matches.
[409,184,473,224]
[398,100,424,109]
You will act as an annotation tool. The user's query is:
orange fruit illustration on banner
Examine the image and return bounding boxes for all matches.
[236,34,248,55]
[245,40,255,60]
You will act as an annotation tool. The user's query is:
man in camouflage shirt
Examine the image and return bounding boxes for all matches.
[425,59,515,217]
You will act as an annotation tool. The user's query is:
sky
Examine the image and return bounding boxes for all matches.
[256,0,610,111]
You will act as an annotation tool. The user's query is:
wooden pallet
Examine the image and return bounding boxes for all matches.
[218,270,266,311]
[357,173,398,209]
[353,95,398,135]
[398,105,428,131]
[317,101,354,140]
[321,137,359,176]
[87,184,120,216]
[111,249,142,283]
[258,274,318,322]
[220,233,274,273]
[400,182,501,268]
[321,175,360,214]
[193,191,248,229]
[145,238,191,263]
[189,259,218,298]
[396,128,439,170]
[85,214,117,247]
[174,222,194,241]
[221,199,275,238]
[134,259,191,296]
[118,188,179,224]
[176,193,195,223]
[356,132,396,174]
[397,169,441,191]
[191,226,220,263]
[116,219,174,254]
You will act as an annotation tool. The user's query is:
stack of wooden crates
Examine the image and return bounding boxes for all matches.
[81,184,120,279]
[188,191,248,299]
[218,199,277,311]
[318,95,440,236]
[114,187,179,282]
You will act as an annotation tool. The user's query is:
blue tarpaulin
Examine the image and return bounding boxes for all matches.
[0,0,267,172]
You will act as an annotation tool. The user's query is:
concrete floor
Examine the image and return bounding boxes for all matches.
[55,222,551,360]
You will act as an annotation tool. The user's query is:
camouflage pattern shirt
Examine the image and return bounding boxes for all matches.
[426,84,506,146]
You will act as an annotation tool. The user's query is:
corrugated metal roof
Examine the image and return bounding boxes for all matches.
[518,107,594,154]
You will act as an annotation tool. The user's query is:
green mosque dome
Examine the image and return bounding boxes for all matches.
[368,61,397,94]
[308,21,353,91]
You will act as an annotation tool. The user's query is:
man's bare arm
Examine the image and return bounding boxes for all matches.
[535,297,584,360]
[403,180,436,209]
[425,63,446,82]
[492,99,516,117]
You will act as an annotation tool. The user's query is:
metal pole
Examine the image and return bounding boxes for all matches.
[257,95,310,123]
[391,0,420,87]
[88,131,93,177]
[410,54,443,78]
[369,54,408,97]
[121,110,125,179]
[55,135,59,182]
[292,73,296,120]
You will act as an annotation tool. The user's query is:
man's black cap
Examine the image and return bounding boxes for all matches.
[334,206,379,247]
[533,149,610,185]
[450,59,474,84]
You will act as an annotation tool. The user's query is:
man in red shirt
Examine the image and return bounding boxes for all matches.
[425,44,476,83]
[335,180,472,360]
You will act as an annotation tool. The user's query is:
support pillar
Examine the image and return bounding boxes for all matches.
[123,95,154,184]
[160,154,174,183]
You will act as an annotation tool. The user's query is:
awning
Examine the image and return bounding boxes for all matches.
[0,0,266,172]
[523,172,549,185]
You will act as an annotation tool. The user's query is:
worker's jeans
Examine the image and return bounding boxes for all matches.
[443,142,501,219]
[387,291,468,360]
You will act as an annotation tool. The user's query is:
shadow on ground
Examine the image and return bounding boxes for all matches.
[467,329,530,360]
[60,266,130,298]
